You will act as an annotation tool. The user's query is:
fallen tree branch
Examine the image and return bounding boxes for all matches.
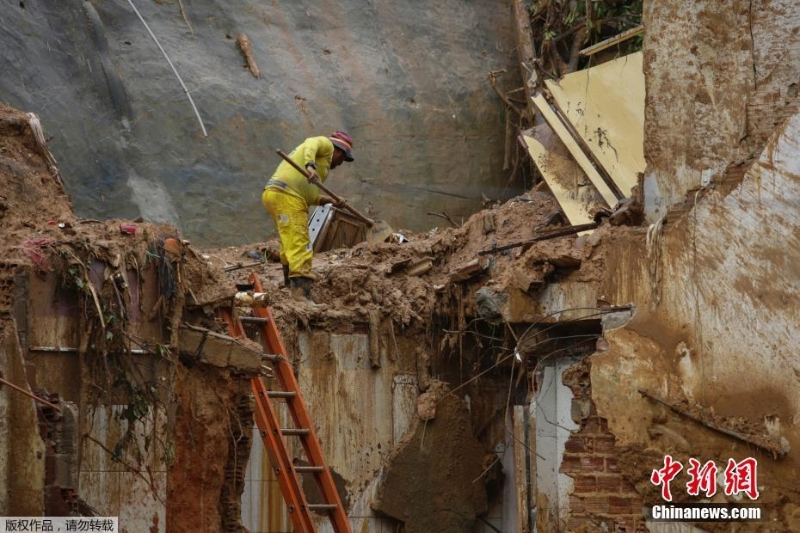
[223,260,262,272]
[427,211,457,227]
[177,0,193,35]
[488,70,525,116]
[236,33,260,78]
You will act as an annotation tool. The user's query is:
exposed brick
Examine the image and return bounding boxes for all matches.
[594,434,617,454]
[561,455,583,473]
[580,456,606,472]
[596,474,622,492]
[608,496,635,515]
[582,417,601,434]
[569,495,586,513]
[615,515,646,533]
[582,416,610,434]
[572,475,597,492]
[606,457,620,473]
[564,437,588,453]
[566,517,595,531]
[581,494,609,514]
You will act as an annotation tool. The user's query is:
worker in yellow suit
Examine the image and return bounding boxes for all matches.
[262,131,354,300]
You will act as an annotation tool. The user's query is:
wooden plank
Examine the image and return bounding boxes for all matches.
[545,52,645,198]
[521,125,608,230]
[513,406,530,533]
[532,93,620,206]
[579,25,644,57]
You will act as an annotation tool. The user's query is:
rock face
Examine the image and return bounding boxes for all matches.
[1,0,520,246]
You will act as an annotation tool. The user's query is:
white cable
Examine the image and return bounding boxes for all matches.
[126,0,208,137]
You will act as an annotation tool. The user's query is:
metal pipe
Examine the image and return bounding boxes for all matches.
[28,346,151,354]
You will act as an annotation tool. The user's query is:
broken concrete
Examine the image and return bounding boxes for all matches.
[179,325,261,374]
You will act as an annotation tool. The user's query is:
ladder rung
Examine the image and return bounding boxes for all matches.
[239,316,270,324]
[295,466,325,473]
[307,504,339,512]
[281,428,310,436]
[268,391,297,399]
[262,354,281,363]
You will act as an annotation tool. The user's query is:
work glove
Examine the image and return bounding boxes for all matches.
[320,196,346,208]
[305,165,319,184]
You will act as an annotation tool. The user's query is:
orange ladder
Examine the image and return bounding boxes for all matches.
[222,273,351,533]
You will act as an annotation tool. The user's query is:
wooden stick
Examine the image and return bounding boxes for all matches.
[0,375,61,411]
[478,222,598,255]
[275,149,375,226]
[579,25,645,57]
[223,260,262,273]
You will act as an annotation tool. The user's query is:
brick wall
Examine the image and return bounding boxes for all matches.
[560,361,647,532]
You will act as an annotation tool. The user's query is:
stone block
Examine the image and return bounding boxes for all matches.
[197,332,232,368]
[227,338,261,373]
[178,327,205,356]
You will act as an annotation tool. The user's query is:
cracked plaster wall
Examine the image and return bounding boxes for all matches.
[642,0,800,218]
[592,95,800,528]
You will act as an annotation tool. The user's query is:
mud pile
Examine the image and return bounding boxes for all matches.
[210,187,605,333]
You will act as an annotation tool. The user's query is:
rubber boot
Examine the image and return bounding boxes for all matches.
[282,265,290,287]
[289,276,314,301]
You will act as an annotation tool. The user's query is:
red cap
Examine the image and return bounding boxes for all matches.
[329,131,354,162]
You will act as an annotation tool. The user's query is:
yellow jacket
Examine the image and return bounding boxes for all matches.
[267,136,334,205]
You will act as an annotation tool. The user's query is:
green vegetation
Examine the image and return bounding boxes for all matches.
[529,0,643,77]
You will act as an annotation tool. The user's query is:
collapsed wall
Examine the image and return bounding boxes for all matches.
[0,103,258,532]
[3,2,800,531]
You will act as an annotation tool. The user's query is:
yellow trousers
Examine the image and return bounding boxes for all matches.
[262,189,315,279]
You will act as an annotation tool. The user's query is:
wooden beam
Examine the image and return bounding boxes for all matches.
[579,25,644,57]
[513,406,531,533]
[532,93,620,206]
[511,0,538,115]
[521,128,607,229]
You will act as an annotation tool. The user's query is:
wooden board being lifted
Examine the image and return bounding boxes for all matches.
[309,204,367,253]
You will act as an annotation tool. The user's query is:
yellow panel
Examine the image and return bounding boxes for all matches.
[532,94,620,206]
[545,52,645,197]
[522,130,602,234]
